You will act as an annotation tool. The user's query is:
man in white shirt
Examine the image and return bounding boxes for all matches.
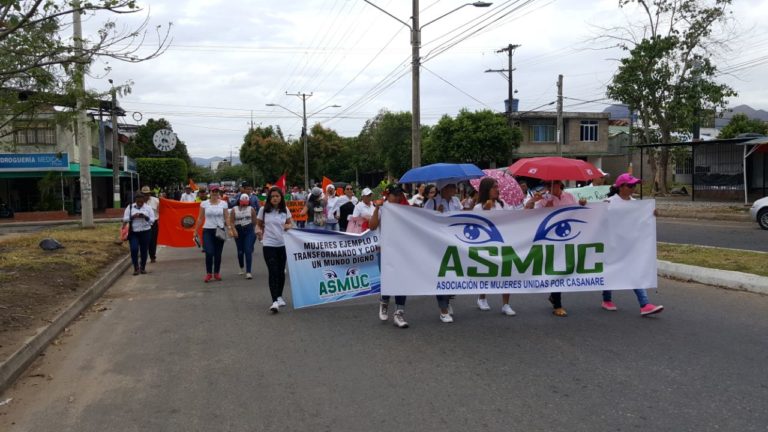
[180,186,196,202]
[141,185,161,263]
[122,193,155,275]
[424,181,462,212]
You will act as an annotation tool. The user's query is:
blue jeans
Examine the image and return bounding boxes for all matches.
[203,228,225,274]
[436,295,450,310]
[602,289,650,307]
[234,224,255,272]
[129,229,151,270]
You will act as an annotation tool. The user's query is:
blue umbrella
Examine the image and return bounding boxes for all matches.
[399,163,485,184]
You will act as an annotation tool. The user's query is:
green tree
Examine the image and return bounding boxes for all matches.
[718,113,768,139]
[357,110,411,178]
[239,125,290,185]
[424,109,519,167]
[605,0,736,195]
[136,158,187,188]
[126,118,193,168]
[0,1,171,134]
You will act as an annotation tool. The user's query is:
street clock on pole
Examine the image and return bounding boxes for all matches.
[152,129,177,152]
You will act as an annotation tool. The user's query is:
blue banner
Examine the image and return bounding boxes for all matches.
[0,153,69,172]
[284,229,381,308]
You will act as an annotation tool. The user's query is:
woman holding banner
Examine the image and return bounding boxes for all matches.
[424,181,463,323]
[600,173,664,316]
[473,177,518,316]
[369,184,409,329]
[229,193,258,279]
[256,186,293,313]
[193,187,231,283]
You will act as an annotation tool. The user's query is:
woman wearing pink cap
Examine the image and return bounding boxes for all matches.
[601,173,664,316]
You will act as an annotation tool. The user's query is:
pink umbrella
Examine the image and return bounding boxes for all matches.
[469,169,525,206]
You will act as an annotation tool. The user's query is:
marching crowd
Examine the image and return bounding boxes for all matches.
[121,172,663,329]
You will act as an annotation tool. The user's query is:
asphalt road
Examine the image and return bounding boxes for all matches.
[657,218,768,252]
[1,244,767,432]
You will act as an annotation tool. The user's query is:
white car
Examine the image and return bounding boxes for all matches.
[750,196,768,230]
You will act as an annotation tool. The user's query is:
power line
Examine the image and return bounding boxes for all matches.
[421,65,494,110]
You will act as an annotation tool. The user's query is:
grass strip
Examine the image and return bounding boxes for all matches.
[658,243,768,277]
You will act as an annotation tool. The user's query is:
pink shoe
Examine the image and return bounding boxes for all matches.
[204,274,212,283]
[640,303,664,316]
[601,301,617,311]
[214,273,222,281]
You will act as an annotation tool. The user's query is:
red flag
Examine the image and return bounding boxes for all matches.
[275,173,286,192]
[157,198,201,248]
[322,176,333,193]
[188,178,198,191]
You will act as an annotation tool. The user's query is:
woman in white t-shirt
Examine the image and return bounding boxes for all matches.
[473,177,518,316]
[256,186,293,313]
[229,193,258,279]
[325,184,340,231]
[600,173,664,316]
[193,187,232,283]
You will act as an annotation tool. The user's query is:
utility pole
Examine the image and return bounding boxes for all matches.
[484,44,520,113]
[411,0,421,169]
[556,74,563,157]
[73,2,94,227]
[286,92,312,190]
[110,80,121,209]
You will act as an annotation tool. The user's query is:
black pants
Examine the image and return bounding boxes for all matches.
[549,292,563,309]
[149,220,159,259]
[129,229,151,270]
[263,246,287,302]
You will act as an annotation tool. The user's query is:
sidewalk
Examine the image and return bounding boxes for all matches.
[652,196,751,222]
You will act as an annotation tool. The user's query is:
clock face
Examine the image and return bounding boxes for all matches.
[153,129,177,152]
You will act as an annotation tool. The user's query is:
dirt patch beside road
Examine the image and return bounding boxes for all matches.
[0,224,126,360]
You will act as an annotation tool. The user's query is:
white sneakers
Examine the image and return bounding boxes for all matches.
[245,273,253,279]
[393,310,409,328]
[379,302,389,321]
[238,268,245,275]
[439,313,454,323]
[477,297,491,311]
[277,297,286,307]
[501,304,516,316]
[269,301,279,313]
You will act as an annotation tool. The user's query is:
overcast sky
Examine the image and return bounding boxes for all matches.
[81,0,768,158]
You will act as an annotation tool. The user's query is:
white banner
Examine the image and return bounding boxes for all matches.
[381,201,657,295]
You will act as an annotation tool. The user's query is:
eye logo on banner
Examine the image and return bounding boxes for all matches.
[319,266,370,298]
[447,214,504,244]
[533,206,589,242]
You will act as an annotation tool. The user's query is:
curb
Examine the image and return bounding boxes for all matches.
[658,260,768,295]
[0,255,131,395]
[0,218,122,228]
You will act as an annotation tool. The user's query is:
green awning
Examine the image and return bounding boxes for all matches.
[0,163,131,179]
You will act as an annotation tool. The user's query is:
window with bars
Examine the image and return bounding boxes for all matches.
[580,120,598,142]
[13,125,56,146]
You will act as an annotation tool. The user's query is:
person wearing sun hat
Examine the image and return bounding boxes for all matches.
[141,185,161,263]
[600,173,664,316]
[352,187,376,222]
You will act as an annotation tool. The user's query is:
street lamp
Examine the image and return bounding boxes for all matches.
[266,99,341,190]
[364,1,492,168]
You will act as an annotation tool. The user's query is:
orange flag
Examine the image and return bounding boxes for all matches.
[322,176,333,193]
[188,178,198,191]
[157,198,201,248]
[275,173,287,192]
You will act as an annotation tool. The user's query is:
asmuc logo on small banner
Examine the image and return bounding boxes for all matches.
[436,206,606,291]
[319,267,371,298]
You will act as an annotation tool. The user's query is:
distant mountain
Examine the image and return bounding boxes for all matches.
[716,104,768,128]
[603,104,630,120]
[192,156,241,167]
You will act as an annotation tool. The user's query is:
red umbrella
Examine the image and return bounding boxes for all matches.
[508,157,601,181]
[469,169,525,206]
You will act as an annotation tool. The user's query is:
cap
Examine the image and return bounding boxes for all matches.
[141,186,151,193]
[361,187,373,196]
[385,184,403,195]
[326,184,336,192]
[311,187,322,197]
[614,173,642,187]
[209,185,220,192]
[435,180,457,191]
[184,185,192,189]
